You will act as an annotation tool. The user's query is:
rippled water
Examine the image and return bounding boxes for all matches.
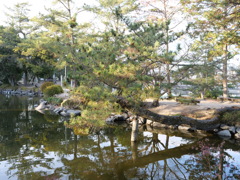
[0,94,240,180]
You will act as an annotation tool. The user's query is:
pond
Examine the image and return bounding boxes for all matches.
[0,94,240,180]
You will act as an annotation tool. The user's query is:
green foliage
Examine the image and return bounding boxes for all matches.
[176,98,199,105]
[43,85,63,97]
[0,26,22,86]
[74,85,112,102]
[221,111,240,126]
[205,88,222,99]
[61,95,88,109]
[40,81,54,92]
[44,96,63,105]
[65,100,121,132]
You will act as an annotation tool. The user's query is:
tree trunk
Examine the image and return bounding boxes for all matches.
[117,97,240,131]
[8,78,15,87]
[166,63,171,98]
[131,119,139,142]
[222,45,228,99]
[23,71,28,86]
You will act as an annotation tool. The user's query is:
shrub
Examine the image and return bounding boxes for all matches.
[221,111,240,126]
[40,82,54,92]
[61,95,88,109]
[43,85,63,97]
[205,88,222,99]
[44,97,63,105]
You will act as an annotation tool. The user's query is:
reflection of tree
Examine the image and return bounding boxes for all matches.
[185,138,240,180]
[0,95,71,179]
[1,96,240,180]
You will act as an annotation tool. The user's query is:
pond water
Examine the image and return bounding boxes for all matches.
[0,94,240,180]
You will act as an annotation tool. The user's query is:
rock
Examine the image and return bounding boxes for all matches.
[54,107,65,114]
[121,113,129,120]
[217,130,232,137]
[129,115,137,121]
[235,133,240,139]
[138,117,147,124]
[178,124,191,131]
[60,111,68,117]
[188,127,197,132]
[152,122,167,128]
[229,126,236,133]
[146,119,153,125]
[66,110,81,117]
[35,101,47,110]
[236,127,240,133]
[220,124,230,130]
[106,115,127,122]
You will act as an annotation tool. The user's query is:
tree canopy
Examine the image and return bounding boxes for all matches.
[0,0,239,113]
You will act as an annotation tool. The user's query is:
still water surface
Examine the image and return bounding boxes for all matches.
[0,94,240,180]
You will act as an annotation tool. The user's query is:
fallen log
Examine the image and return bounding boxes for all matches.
[117,97,240,131]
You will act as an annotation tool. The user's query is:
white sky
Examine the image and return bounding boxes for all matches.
[0,0,238,66]
[0,0,96,25]
[0,0,49,25]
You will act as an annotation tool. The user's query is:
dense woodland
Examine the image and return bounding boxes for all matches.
[0,0,239,122]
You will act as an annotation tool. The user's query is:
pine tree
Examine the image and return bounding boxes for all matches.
[181,0,240,99]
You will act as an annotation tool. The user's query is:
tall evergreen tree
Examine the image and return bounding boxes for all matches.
[181,0,240,99]
[33,0,91,87]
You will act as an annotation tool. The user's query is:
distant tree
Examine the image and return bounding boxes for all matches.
[15,34,57,81]
[181,0,240,99]
[135,0,186,98]
[5,2,33,85]
[0,26,22,86]
[33,0,91,87]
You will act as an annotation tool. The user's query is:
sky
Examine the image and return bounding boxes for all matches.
[0,0,96,25]
[0,0,50,25]
[0,0,239,66]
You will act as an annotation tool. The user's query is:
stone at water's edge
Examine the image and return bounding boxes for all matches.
[235,133,240,139]
[178,124,191,131]
[236,127,240,133]
[35,101,47,110]
[58,109,81,117]
[217,130,232,137]
[54,107,64,114]
[146,119,153,125]
[220,124,231,130]
[66,110,81,117]
[229,126,236,134]
[105,115,127,123]
[152,122,167,128]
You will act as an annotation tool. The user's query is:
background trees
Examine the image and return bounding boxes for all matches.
[0,0,239,101]
[181,0,240,99]
[0,26,22,86]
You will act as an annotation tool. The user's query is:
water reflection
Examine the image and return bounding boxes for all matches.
[0,95,240,180]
